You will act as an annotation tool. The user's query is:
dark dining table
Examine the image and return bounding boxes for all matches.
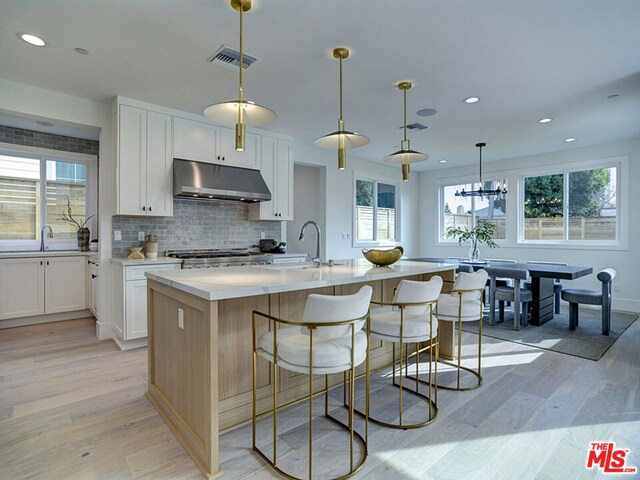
[408,258,593,326]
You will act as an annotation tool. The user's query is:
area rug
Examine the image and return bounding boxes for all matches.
[461,306,638,361]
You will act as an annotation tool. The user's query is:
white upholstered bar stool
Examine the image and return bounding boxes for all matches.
[436,269,488,391]
[252,285,373,480]
[365,277,443,429]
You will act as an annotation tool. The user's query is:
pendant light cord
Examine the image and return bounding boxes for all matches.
[338,55,344,132]
[403,87,408,143]
[479,144,482,186]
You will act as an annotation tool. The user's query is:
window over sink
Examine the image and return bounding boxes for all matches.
[0,146,97,251]
[354,175,400,245]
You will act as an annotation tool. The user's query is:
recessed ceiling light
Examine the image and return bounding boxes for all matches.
[439,159,447,164]
[538,117,553,124]
[74,47,89,55]
[464,96,480,104]
[417,108,437,117]
[35,120,54,127]
[564,137,577,143]
[607,94,619,99]
[19,33,47,47]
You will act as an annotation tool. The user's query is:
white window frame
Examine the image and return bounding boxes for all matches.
[0,142,98,252]
[437,179,509,245]
[517,155,627,249]
[352,171,402,247]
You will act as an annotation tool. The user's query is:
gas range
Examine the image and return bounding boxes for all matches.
[166,249,272,269]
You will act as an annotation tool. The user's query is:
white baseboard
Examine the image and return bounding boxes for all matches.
[96,320,112,340]
[613,298,640,314]
[112,335,148,351]
[0,310,94,329]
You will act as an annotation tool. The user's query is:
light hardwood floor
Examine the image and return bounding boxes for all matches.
[1,316,638,479]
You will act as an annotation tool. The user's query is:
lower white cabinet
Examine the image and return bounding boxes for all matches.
[0,256,86,321]
[0,257,45,320]
[44,257,87,314]
[112,262,181,349]
[87,257,99,318]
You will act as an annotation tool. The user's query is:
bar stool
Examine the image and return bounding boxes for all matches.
[252,285,373,480]
[435,270,488,391]
[364,276,443,429]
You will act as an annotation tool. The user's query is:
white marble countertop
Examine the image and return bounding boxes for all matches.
[146,259,456,301]
[0,250,93,259]
[110,256,183,266]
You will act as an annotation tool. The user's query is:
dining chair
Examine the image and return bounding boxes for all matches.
[524,260,567,314]
[485,266,531,330]
[252,285,373,480]
[561,268,617,335]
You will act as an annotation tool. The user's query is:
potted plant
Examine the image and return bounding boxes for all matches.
[446,219,498,262]
[57,198,95,252]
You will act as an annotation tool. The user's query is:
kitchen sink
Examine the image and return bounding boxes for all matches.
[263,262,344,270]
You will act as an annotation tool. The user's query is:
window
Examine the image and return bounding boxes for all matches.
[355,177,398,244]
[0,148,95,250]
[441,181,507,241]
[522,166,617,243]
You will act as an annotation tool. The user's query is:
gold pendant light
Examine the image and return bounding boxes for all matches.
[203,0,276,151]
[384,82,428,181]
[315,47,369,170]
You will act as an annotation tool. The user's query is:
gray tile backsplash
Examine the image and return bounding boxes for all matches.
[112,198,281,255]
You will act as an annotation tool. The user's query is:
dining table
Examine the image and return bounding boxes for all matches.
[409,258,593,326]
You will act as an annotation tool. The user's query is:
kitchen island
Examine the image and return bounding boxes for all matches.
[145,259,456,479]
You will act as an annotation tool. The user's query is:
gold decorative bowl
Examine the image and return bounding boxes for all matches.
[361,246,404,266]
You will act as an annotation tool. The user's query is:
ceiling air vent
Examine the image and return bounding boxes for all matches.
[208,44,259,71]
[399,123,428,131]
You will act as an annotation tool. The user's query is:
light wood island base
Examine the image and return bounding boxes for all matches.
[146,264,455,479]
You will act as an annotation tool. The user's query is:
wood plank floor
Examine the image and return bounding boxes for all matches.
[1,316,638,479]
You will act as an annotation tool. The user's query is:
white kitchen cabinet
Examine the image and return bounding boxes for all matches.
[87,257,99,318]
[117,104,173,216]
[45,257,87,314]
[249,137,294,221]
[0,258,45,320]
[218,127,260,169]
[173,117,218,164]
[112,262,181,349]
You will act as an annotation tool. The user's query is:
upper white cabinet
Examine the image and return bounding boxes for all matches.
[173,117,218,164]
[249,138,293,221]
[117,105,173,216]
[0,257,45,320]
[174,118,260,170]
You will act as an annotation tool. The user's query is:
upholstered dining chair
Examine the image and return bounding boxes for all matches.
[436,269,488,391]
[365,276,443,429]
[561,268,617,335]
[252,285,373,480]
[485,266,531,330]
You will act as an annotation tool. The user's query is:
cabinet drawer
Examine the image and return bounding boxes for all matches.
[125,264,180,281]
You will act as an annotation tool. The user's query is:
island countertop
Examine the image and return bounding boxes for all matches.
[145,258,457,301]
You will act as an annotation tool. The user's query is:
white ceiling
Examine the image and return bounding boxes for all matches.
[1,0,640,170]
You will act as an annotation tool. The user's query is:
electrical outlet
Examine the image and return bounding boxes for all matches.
[178,308,184,329]
[114,230,121,241]
[138,231,145,241]
[260,231,266,239]
[342,232,351,240]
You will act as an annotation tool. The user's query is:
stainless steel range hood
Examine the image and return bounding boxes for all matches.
[173,158,271,203]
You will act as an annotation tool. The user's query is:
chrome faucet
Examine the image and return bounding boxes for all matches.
[40,224,53,252]
[298,220,322,266]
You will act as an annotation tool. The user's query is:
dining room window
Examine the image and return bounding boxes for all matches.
[440,181,507,241]
[521,165,618,243]
[354,177,399,244]
[0,148,96,251]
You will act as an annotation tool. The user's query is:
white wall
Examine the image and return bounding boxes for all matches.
[417,137,640,312]
[286,164,325,258]
[292,143,420,260]
[0,78,115,338]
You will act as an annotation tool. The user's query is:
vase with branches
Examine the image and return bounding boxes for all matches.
[57,197,95,251]
[446,219,498,262]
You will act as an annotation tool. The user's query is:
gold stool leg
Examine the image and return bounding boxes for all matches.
[309,333,313,480]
